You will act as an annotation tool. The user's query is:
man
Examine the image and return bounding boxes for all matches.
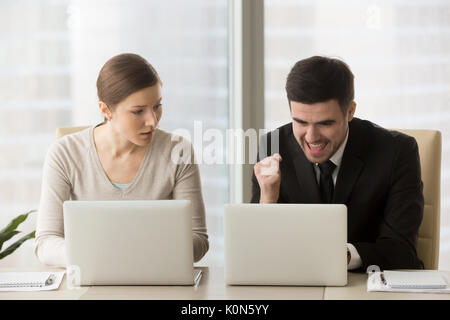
[252,56,424,272]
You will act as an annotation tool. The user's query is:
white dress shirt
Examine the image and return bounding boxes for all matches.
[312,129,362,270]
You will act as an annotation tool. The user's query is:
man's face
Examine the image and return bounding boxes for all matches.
[290,99,356,164]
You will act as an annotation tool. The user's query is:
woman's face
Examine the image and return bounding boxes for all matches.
[108,84,163,147]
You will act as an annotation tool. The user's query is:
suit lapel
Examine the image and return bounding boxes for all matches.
[333,120,365,204]
[333,154,364,204]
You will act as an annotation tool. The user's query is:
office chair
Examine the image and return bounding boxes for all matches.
[55,126,90,139]
[396,129,442,270]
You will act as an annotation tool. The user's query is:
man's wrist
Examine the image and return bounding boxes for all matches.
[259,191,278,203]
[259,198,277,204]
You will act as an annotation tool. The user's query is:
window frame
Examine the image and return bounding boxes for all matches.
[228,0,265,203]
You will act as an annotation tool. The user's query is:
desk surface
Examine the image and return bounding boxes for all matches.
[1,267,450,300]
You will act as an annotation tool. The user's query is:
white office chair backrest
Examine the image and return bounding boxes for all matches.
[55,126,90,139]
[396,129,441,270]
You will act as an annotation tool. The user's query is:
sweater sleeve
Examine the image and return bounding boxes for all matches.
[34,142,70,267]
[172,143,209,263]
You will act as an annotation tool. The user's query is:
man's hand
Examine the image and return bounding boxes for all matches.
[254,153,282,203]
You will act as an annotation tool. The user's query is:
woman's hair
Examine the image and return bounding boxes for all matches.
[96,53,161,115]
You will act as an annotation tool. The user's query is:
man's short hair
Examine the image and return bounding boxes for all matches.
[285,56,354,114]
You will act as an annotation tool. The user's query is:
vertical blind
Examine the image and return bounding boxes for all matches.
[0,0,71,267]
[0,0,228,267]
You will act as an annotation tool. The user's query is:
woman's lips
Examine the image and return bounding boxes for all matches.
[140,131,153,138]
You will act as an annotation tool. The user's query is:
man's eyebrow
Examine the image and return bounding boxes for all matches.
[292,117,306,123]
[292,117,336,125]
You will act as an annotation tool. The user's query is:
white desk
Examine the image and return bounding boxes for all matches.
[1,267,450,300]
[79,267,324,300]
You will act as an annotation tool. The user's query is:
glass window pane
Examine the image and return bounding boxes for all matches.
[265,0,450,270]
[0,0,228,267]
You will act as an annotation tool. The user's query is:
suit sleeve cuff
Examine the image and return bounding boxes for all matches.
[347,243,362,270]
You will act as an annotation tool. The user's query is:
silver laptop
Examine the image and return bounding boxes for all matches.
[224,203,347,286]
[63,200,200,286]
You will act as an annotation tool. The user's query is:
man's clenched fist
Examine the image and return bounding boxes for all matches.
[254,153,282,203]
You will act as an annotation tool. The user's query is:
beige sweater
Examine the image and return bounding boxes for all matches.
[35,124,209,267]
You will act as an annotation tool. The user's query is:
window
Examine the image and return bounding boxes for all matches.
[265,0,450,269]
[0,0,228,267]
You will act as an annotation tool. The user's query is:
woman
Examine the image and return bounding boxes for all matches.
[35,53,209,267]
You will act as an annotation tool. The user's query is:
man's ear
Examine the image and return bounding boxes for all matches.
[347,101,356,122]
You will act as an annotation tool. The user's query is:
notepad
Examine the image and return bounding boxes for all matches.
[0,272,65,291]
[367,271,450,293]
[383,271,448,289]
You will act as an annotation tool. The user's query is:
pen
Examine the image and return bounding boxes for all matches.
[194,273,202,289]
[380,273,387,286]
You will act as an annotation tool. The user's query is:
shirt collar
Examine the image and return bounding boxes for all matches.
[315,128,349,168]
[329,128,349,168]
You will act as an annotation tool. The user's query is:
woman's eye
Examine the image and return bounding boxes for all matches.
[153,104,162,111]
[132,110,143,115]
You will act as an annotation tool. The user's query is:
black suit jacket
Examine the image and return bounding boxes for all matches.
[251,118,424,271]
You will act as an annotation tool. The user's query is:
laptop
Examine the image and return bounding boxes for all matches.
[63,200,200,286]
[224,203,347,286]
